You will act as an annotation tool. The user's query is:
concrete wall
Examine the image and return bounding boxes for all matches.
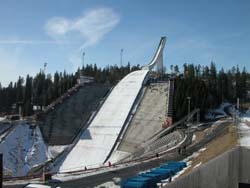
[239,146,250,183]
[165,146,247,188]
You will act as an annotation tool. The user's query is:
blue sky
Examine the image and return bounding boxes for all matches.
[0,0,249,86]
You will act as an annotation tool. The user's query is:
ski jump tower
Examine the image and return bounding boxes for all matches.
[142,36,166,74]
[58,37,167,172]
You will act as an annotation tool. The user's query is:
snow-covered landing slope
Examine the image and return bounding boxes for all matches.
[0,123,49,177]
[59,70,149,172]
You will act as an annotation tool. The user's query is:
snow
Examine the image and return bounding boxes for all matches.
[59,70,149,172]
[94,177,121,188]
[94,181,120,188]
[0,123,49,176]
[199,147,207,152]
[238,120,250,147]
[0,117,6,121]
[48,145,68,158]
[183,147,206,163]
[193,162,202,169]
[241,110,250,123]
[205,102,231,120]
[25,184,51,188]
[192,134,196,142]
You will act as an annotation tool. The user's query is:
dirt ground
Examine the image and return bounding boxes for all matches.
[180,124,238,177]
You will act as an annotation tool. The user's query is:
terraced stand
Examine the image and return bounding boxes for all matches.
[38,83,110,145]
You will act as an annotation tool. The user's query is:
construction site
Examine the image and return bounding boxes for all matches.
[0,37,250,188]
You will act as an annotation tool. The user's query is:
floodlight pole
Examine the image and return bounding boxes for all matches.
[120,49,123,67]
[82,52,85,76]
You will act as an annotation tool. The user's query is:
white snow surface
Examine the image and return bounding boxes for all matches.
[25,184,51,188]
[205,102,230,120]
[183,147,206,163]
[192,134,196,142]
[94,177,121,188]
[0,123,49,176]
[241,110,250,123]
[238,120,250,147]
[48,145,68,158]
[193,162,202,169]
[59,70,149,172]
[94,181,120,188]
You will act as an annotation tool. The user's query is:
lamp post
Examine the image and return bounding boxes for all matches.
[187,96,191,137]
[120,49,123,67]
[187,96,191,122]
[43,62,47,75]
[82,52,85,76]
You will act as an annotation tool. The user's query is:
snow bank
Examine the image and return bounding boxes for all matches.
[238,121,250,147]
[192,134,196,142]
[48,145,68,159]
[93,177,121,188]
[205,102,231,120]
[25,184,51,188]
[183,147,206,163]
[94,181,120,188]
[0,117,6,121]
[0,123,49,176]
[193,162,202,169]
[241,111,250,123]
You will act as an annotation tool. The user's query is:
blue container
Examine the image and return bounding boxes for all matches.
[150,168,172,179]
[121,161,187,188]
[121,180,148,188]
[166,161,187,168]
[159,165,178,175]
[121,176,157,188]
[159,165,176,174]
[140,172,162,182]
[162,164,182,171]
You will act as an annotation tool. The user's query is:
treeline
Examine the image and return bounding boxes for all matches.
[0,63,140,116]
[173,62,249,120]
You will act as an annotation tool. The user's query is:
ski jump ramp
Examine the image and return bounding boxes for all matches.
[59,37,166,172]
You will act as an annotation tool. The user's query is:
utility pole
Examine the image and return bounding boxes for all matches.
[43,62,47,75]
[236,98,240,125]
[187,97,191,122]
[120,49,123,67]
[42,63,47,110]
[187,96,191,137]
[82,52,85,76]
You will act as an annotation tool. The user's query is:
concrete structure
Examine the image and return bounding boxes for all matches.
[110,83,169,161]
[77,75,94,85]
[142,36,166,74]
[59,70,149,172]
[58,37,167,172]
[165,146,250,188]
[39,84,109,145]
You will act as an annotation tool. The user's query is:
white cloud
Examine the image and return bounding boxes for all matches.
[0,39,71,45]
[45,17,70,37]
[44,8,120,49]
